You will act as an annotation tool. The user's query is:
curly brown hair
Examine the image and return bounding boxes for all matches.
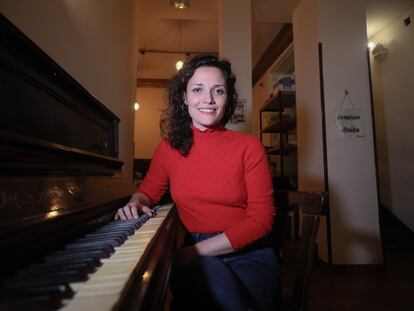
[160,54,238,156]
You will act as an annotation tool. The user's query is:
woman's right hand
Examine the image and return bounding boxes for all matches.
[115,192,153,220]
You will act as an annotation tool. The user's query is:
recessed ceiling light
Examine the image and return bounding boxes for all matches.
[170,0,190,9]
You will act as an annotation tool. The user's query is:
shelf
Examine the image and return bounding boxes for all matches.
[261,119,296,133]
[266,144,297,155]
[258,50,297,180]
[261,90,296,112]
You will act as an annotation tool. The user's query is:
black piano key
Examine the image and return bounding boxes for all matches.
[45,249,110,262]
[20,268,91,279]
[42,256,102,267]
[27,260,98,273]
[7,266,88,282]
[92,224,131,233]
[104,218,147,228]
[56,244,114,255]
[65,239,121,249]
[4,274,85,289]
[66,238,122,248]
[104,216,151,231]
[1,284,74,300]
[83,231,128,237]
[0,296,62,311]
[18,269,90,282]
[75,235,124,245]
[84,232,129,240]
[93,227,135,236]
[15,268,88,282]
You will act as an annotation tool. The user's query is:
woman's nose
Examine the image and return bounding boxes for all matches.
[203,90,215,104]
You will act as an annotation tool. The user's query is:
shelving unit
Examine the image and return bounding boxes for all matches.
[261,90,296,111]
[259,90,297,184]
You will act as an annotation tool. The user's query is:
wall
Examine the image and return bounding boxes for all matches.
[134,87,165,158]
[219,0,252,133]
[252,79,268,138]
[293,0,383,264]
[0,0,138,180]
[370,5,414,231]
[292,0,330,260]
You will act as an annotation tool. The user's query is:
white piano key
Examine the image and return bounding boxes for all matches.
[62,294,120,310]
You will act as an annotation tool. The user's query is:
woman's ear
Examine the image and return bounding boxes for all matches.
[183,94,188,105]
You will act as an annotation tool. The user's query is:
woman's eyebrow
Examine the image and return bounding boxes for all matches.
[188,83,226,88]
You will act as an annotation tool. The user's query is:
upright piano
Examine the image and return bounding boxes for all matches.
[0,13,179,310]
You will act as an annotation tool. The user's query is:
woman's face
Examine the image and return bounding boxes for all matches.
[184,66,227,131]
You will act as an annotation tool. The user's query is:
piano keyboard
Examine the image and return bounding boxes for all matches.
[0,203,174,310]
[61,203,173,310]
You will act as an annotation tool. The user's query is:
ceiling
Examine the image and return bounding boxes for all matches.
[137,0,414,81]
[137,0,220,79]
[366,0,414,37]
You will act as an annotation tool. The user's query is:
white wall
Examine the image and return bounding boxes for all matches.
[294,0,383,264]
[370,5,414,231]
[219,0,252,133]
[0,0,138,180]
[134,88,165,158]
[292,0,331,262]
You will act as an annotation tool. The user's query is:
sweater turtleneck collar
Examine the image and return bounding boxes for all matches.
[191,123,226,135]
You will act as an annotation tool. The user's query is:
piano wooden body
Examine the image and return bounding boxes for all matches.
[0,13,179,310]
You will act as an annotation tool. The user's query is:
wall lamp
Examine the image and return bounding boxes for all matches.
[368,42,389,61]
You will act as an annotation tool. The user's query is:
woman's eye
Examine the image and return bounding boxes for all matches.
[192,88,202,94]
[214,88,226,95]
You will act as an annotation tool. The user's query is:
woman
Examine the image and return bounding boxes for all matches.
[116,54,279,310]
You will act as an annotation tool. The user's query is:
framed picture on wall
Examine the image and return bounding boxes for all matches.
[230,99,246,124]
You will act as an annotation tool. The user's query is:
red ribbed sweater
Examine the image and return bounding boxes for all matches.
[137,126,275,250]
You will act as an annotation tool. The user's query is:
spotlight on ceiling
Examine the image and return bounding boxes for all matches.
[170,0,190,9]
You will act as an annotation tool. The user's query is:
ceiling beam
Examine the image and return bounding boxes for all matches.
[137,78,170,88]
[252,23,293,87]
[139,48,218,56]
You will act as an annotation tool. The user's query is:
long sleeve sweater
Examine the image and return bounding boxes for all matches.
[137,125,275,250]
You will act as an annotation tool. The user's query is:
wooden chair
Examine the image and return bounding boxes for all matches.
[274,191,329,311]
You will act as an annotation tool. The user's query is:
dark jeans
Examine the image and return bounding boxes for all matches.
[170,233,280,311]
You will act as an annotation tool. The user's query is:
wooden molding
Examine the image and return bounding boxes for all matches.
[137,78,170,88]
[252,23,293,87]
[139,48,218,56]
